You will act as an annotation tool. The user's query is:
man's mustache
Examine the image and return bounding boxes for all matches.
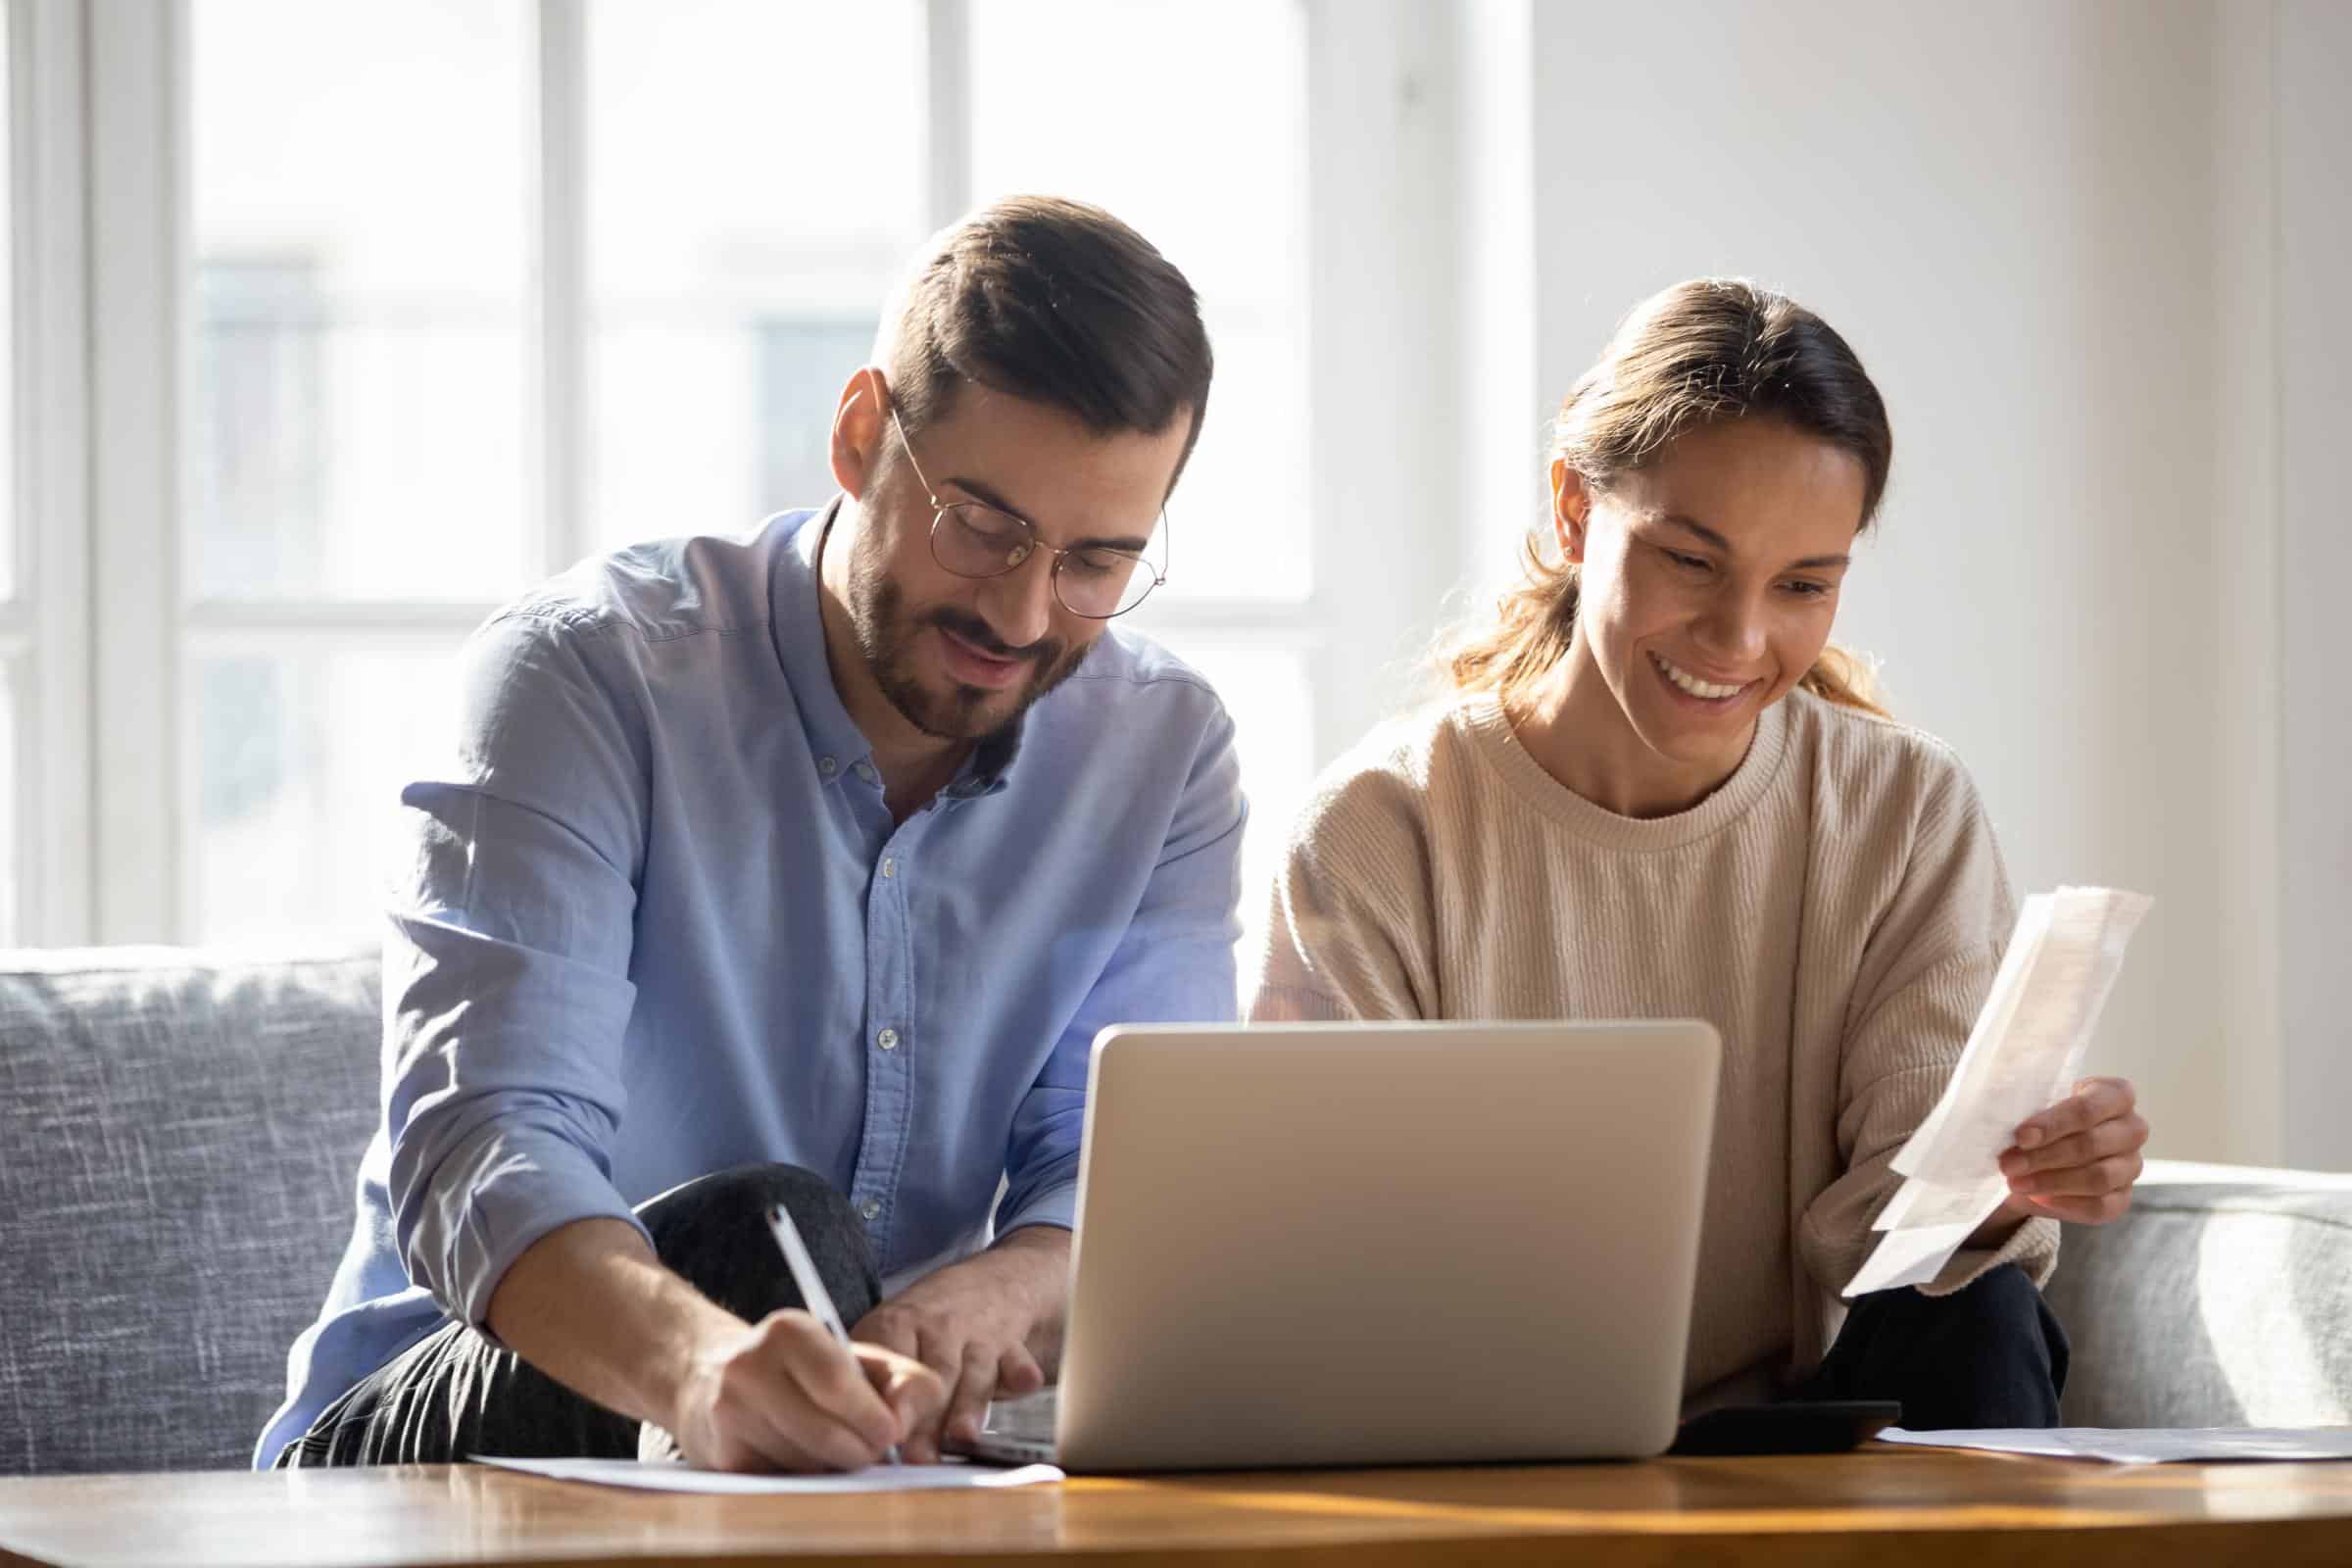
[924,607,1058,666]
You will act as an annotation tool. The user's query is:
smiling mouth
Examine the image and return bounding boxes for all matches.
[1648,650,1755,703]
[937,626,1029,691]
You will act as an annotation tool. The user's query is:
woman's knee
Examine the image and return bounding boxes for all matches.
[1960,1263,2070,1386]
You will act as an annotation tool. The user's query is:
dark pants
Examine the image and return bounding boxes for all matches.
[276,1164,878,1467]
[281,1170,2065,1466]
[1796,1262,2070,1428]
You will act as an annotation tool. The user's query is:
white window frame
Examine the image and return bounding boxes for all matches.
[10,0,93,945]
[36,0,1450,947]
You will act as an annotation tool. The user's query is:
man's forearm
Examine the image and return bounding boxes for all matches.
[484,1216,743,1433]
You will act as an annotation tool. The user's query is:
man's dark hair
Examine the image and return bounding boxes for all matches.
[883,195,1213,484]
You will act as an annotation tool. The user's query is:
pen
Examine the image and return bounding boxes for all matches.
[765,1202,903,1465]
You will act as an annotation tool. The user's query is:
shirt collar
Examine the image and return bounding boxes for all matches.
[769,500,875,780]
[948,724,1021,801]
[769,498,1026,802]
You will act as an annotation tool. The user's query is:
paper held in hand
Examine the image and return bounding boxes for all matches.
[1844,885,2153,1298]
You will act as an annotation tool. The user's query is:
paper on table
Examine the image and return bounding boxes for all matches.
[472,1455,1065,1494]
[1845,886,2153,1298]
[1878,1426,2352,1464]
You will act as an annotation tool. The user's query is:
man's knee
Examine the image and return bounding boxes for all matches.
[641,1161,857,1227]
[635,1162,880,1324]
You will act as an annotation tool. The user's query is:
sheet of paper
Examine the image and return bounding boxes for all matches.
[1870,1170,2009,1232]
[1894,887,2152,1187]
[1845,886,2152,1298]
[1887,896,2053,1169]
[472,1455,1065,1494]
[1879,1426,2352,1464]
[1844,1217,1985,1296]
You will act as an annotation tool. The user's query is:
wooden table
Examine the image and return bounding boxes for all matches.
[5,1446,2352,1567]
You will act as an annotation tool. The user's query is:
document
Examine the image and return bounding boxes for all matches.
[472,1454,1065,1494]
[1879,1427,2352,1464]
[1845,886,2153,1298]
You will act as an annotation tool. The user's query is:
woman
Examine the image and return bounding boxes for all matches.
[1249,279,2148,1428]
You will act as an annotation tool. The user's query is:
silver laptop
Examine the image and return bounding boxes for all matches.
[972,1019,1720,1471]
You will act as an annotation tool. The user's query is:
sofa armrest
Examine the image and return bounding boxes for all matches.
[2044,1157,2352,1427]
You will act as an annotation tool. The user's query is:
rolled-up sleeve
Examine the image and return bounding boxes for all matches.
[1798,947,2060,1298]
[383,610,652,1330]
[995,704,1246,1237]
[1797,763,2059,1300]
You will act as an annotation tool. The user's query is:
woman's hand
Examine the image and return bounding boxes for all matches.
[1996,1075,2149,1223]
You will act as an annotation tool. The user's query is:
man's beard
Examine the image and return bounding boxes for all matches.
[847,565,1095,743]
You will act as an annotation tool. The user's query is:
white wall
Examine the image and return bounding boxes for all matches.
[2276,0,2352,1172]
[2211,1,2283,1169]
[1493,0,2237,1157]
[1304,0,1462,751]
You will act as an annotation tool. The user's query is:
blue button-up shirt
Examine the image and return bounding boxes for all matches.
[257,506,1245,1468]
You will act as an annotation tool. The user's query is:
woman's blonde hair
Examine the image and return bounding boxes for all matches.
[1449,278,1893,718]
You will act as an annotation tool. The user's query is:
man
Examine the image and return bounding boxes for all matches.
[258,197,1242,1472]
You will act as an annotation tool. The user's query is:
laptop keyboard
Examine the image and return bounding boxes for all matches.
[983,1388,1058,1443]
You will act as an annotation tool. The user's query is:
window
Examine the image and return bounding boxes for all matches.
[40,0,1436,953]
[584,1,928,551]
[187,0,533,942]
[966,0,1317,926]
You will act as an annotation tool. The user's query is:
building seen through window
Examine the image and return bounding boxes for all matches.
[183,0,1311,947]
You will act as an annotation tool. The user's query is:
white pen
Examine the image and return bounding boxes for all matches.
[765,1203,903,1465]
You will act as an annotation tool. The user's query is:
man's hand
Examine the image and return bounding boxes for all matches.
[667,1310,943,1473]
[487,1218,946,1476]
[852,1226,1070,1458]
[1971,1075,2150,1246]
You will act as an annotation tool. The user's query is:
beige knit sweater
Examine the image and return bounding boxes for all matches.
[1246,686,2059,1406]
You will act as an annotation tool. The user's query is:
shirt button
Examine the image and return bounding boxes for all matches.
[880,857,896,879]
[817,756,838,778]
[859,1200,881,1221]
[876,1027,899,1052]
[855,760,877,783]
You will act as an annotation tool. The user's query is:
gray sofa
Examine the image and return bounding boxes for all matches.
[2,946,2347,1474]
[1,947,379,1474]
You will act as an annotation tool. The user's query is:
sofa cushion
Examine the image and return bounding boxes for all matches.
[2045,1159,2352,1427]
[0,947,380,1474]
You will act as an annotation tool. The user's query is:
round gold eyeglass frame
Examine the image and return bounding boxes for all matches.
[889,408,1170,619]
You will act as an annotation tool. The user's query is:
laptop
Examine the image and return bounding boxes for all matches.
[970,1019,1720,1471]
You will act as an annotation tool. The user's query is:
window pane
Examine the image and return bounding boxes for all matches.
[970,0,1309,603]
[586,0,926,553]
[189,0,533,601]
[1150,645,1315,950]
[189,645,462,944]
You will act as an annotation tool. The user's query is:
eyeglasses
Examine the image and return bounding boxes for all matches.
[890,408,1169,619]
